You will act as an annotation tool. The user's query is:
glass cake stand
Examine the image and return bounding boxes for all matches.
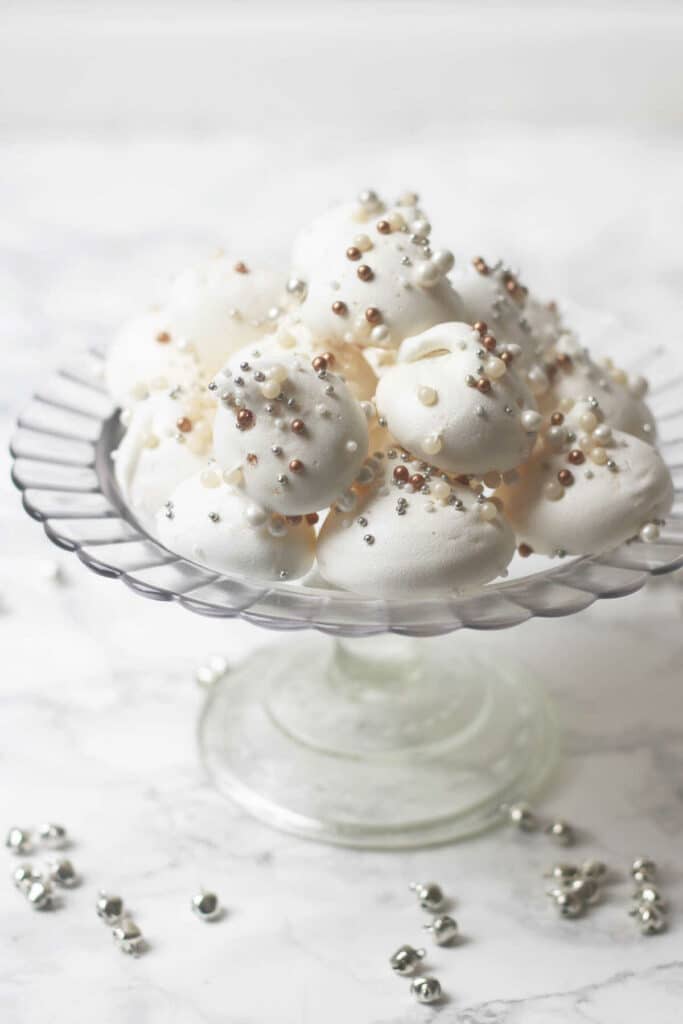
[10,341,683,848]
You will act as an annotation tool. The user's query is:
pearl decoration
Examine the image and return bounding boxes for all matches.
[590,446,608,465]
[579,411,598,432]
[543,480,564,501]
[415,261,440,288]
[527,366,549,395]
[592,423,612,445]
[418,385,437,406]
[521,409,542,432]
[353,233,372,251]
[421,433,443,456]
[260,379,281,400]
[345,440,359,454]
[640,522,660,543]
[485,356,507,379]
[431,249,455,273]
[479,501,497,522]
[431,480,450,502]
[245,504,268,526]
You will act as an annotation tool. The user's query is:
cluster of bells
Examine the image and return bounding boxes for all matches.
[505,803,668,935]
[388,881,459,1005]
[7,823,75,911]
[8,823,224,956]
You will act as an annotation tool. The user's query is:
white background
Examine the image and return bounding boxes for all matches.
[1,3,683,1022]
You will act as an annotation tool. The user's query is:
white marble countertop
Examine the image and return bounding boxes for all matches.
[2,5,683,1022]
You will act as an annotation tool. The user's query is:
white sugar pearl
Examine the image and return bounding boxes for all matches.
[245,504,268,526]
[547,425,567,448]
[421,433,443,456]
[274,418,285,431]
[479,501,498,522]
[590,446,608,465]
[640,522,660,543]
[387,211,406,231]
[260,379,281,400]
[592,423,612,444]
[345,440,359,454]
[418,385,438,406]
[431,480,450,501]
[268,363,289,384]
[415,261,440,288]
[543,480,564,501]
[558,397,575,414]
[371,324,390,345]
[353,233,372,251]
[411,217,431,235]
[485,356,507,380]
[200,467,221,488]
[222,467,242,486]
[398,190,418,207]
[527,366,549,395]
[521,409,542,432]
[579,411,598,432]
[431,249,455,273]
[132,382,148,401]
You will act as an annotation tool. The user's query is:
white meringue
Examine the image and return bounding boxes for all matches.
[543,333,656,441]
[451,257,538,365]
[291,194,463,349]
[212,352,369,515]
[113,387,215,532]
[165,255,285,375]
[375,323,538,475]
[105,309,201,409]
[496,428,673,556]
[156,473,315,581]
[317,456,516,597]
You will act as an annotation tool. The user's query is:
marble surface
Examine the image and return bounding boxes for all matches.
[2,4,683,1022]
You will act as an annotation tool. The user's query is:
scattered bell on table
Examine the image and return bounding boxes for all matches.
[411,976,442,1004]
[545,820,575,846]
[191,890,222,921]
[26,879,53,910]
[409,881,444,911]
[389,944,425,975]
[5,827,32,855]
[47,858,79,888]
[633,884,666,910]
[96,891,124,924]
[631,857,656,884]
[112,918,145,955]
[38,823,68,850]
[581,860,608,883]
[508,803,537,831]
[423,914,459,946]
[632,904,666,935]
[553,890,584,918]
[568,877,600,905]
[545,863,580,884]
[12,863,38,891]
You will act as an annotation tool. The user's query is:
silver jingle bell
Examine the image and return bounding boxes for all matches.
[389,944,425,976]
[411,976,442,1005]
[409,881,445,911]
[112,918,145,955]
[581,859,608,883]
[545,863,580,884]
[633,904,666,936]
[633,884,666,910]
[553,890,584,918]
[191,890,222,921]
[508,803,537,832]
[96,891,124,924]
[5,827,32,855]
[26,879,54,910]
[12,863,38,891]
[631,857,656,884]
[47,858,78,888]
[38,823,68,850]
[568,877,600,905]
[423,914,459,946]
[545,820,575,846]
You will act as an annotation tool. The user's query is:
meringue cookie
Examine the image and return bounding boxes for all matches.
[375,323,538,475]
[243,312,378,400]
[212,352,369,515]
[451,257,538,365]
[524,295,565,353]
[543,333,656,442]
[156,472,315,581]
[317,456,516,597]
[105,309,201,409]
[113,387,215,531]
[496,428,673,556]
[165,255,285,375]
[291,192,463,348]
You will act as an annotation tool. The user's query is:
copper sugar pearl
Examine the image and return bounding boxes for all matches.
[176,417,192,433]
[331,300,347,316]
[477,378,492,394]
[291,419,305,434]
[473,321,488,335]
[558,469,574,487]
[393,465,410,483]
[289,459,304,473]
[365,307,382,325]
[346,246,361,261]
[482,335,497,352]
[550,412,564,426]
[357,264,374,282]
[233,261,249,274]
[376,219,392,234]
[237,408,254,430]
[410,474,425,490]
[518,543,533,558]
[156,331,171,344]
[312,355,328,372]
[568,449,585,466]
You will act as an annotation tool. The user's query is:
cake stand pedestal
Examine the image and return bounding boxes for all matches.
[199,633,557,848]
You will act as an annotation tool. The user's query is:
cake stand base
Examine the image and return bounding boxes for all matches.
[199,633,559,849]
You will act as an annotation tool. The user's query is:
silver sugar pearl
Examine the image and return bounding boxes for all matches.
[38,823,68,850]
[545,820,575,846]
[389,944,425,976]
[47,858,79,888]
[5,827,32,855]
[112,917,145,955]
[96,891,124,924]
[508,803,537,831]
[423,914,458,946]
[192,890,222,921]
[410,881,444,912]
[411,976,442,1005]
[26,879,54,910]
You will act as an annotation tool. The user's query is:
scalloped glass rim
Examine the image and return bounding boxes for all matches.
[10,340,683,636]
